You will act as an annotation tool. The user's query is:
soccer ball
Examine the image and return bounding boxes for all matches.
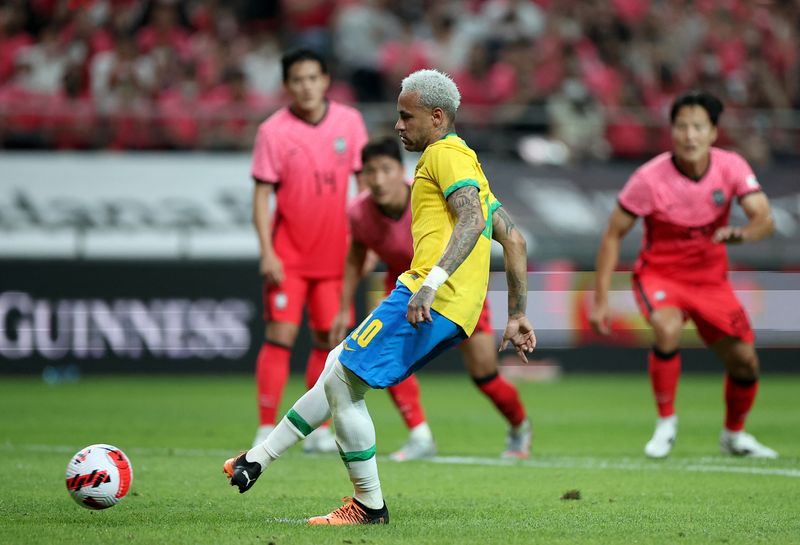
[65,444,133,510]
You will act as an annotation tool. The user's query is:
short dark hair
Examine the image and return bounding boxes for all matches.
[670,91,724,126]
[361,137,403,166]
[281,48,327,82]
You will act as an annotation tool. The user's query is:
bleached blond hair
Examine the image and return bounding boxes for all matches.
[400,69,461,121]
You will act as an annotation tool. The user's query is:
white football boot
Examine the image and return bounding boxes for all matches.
[644,415,677,458]
[720,430,778,459]
[502,419,533,459]
[389,436,437,461]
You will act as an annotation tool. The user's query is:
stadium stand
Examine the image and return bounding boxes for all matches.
[0,0,798,159]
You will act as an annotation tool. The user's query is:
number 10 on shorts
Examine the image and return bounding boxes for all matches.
[351,313,383,348]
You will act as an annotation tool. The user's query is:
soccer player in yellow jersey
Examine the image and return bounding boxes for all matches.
[223,69,536,525]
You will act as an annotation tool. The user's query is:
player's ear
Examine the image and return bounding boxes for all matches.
[431,107,445,128]
[710,125,718,145]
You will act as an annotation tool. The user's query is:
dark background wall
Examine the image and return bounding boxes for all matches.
[2,260,796,375]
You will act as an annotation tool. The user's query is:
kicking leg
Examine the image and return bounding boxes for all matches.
[224,344,343,493]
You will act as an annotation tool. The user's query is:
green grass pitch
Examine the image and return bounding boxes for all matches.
[1,372,798,545]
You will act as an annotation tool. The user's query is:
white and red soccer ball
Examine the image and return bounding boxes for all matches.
[65,444,133,510]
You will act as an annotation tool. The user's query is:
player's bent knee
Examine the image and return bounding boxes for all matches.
[265,321,299,347]
[729,352,760,381]
[464,358,497,378]
[650,315,682,351]
[311,330,336,351]
[652,329,681,353]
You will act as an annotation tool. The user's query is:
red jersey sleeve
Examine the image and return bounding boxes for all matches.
[727,152,762,199]
[251,124,280,184]
[618,171,653,217]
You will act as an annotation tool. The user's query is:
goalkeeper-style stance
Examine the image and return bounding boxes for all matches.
[223,69,536,525]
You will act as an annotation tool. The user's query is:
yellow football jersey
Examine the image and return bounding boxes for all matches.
[398,133,499,336]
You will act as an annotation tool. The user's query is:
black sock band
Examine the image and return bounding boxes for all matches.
[264,339,293,351]
[472,372,499,386]
[728,375,758,386]
[651,346,679,360]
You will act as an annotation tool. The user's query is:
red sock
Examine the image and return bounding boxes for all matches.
[474,373,526,427]
[256,342,291,425]
[306,347,332,429]
[724,375,758,432]
[305,348,328,389]
[387,375,427,429]
[649,347,681,418]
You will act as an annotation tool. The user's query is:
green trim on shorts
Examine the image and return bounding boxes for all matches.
[286,409,313,437]
[443,178,480,199]
[339,444,377,464]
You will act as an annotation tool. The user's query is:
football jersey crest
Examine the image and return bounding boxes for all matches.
[334,137,346,155]
[712,189,725,207]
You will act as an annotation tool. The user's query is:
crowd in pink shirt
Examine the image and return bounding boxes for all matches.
[1,0,798,158]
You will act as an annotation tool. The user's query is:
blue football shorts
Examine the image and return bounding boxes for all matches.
[337,283,466,388]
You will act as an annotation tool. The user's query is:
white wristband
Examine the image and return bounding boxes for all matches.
[422,266,449,291]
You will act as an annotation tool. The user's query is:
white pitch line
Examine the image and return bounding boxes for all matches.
[3,442,797,478]
[426,455,800,478]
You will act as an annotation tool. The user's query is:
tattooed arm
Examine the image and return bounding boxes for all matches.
[491,206,536,362]
[406,185,485,328]
[491,206,528,317]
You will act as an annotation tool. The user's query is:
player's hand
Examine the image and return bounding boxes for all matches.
[260,252,284,285]
[589,301,612,336]
[406,286,435,329]
[500,315,536,363]
[329,310,350,345]
[713,226,745,244]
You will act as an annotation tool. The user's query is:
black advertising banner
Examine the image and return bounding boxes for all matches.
[1,261,261,373]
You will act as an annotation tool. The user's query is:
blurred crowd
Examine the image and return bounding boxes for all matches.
[1,0,799,161]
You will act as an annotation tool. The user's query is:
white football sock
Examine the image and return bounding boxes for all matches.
[246,344,342,467]
[324,361,383,510]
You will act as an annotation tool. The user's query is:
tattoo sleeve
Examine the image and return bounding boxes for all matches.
[437,186,485,276]
[492,206,528,316]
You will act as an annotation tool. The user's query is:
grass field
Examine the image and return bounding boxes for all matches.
[1,372,798,545]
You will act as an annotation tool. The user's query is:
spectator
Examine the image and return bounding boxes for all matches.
[333,0,401,102]
[547,77,609,162]
[0,2,35,84]
[0,0,798,156]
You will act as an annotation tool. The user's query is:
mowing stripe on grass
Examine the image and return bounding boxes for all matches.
[4,442,797,478]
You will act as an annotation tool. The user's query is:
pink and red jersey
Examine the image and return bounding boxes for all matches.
[618,147,762,284]
[251,101,368,278]
[347,182,414,293]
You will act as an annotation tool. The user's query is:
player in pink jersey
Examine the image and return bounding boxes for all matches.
[250,49,368,451]
[591,91,777,459]
[329,137,532,460]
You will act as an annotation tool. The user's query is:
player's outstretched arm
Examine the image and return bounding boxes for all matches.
[713,192,775,244]
[406,185,484,328]
[491,206,536,362]
[252,182,283,286]
[330,240,368,344]
[591,205,637,335]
